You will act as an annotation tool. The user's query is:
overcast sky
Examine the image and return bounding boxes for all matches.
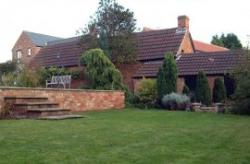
[0,0,249,62]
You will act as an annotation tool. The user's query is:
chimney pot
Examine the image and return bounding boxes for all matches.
[178,15,189,31]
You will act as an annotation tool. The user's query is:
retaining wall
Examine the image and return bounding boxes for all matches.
[0,87,125,112]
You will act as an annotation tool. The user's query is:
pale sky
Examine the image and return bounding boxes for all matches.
[0,0,250,62]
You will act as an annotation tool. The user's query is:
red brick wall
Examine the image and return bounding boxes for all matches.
[12,32,41,66]
[177,77,185,93]
[116,63,143,91]
[207,76,221,96]
[0,87,125,112]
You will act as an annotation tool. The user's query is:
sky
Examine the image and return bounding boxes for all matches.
[0,0,250,62]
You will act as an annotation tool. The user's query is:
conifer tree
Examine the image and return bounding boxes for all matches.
[157,52,177,99]
[213,78,226,103]
[163,53,177,94]
[195,71,212,105]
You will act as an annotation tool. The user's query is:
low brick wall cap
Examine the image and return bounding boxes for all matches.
[0,87,124,93]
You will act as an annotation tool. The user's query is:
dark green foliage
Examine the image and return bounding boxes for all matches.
[211,34,224,47]
[83,0,137,64]
[163,53,177,94]
[195,71,212,106]
[231,53,250,115]
[213,78,226,103]
[0,61,16,75]
[231,74,250,115]
[211,33,242,49]
[156,68,167,99]
[0,61,16,84]
[38,67,81,86]
[182,85,190,95]
[1,68,41,87]
[80,48,125,90]
[156,52,177,99]
[137,78,157,108]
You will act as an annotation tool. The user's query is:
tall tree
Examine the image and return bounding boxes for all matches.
[163,53,178,94]
[195,71,212,106]
[211,33,242,49]
[83,0,137,64]
[157,52,177,99]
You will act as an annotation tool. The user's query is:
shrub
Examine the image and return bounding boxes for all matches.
[0,61,16,77]
[230,52,250,115]
[16,68,41,87]
[231,74,250,115]
[1,73,16,86]
[161,93,190,110]
[195,71,212,106]
[80,48,125,90]
[182,85,190,95]
[137,78,157,108]
[213,78,226,103]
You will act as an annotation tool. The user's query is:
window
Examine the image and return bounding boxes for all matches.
[28,48,32,56]
[16,50,22,63]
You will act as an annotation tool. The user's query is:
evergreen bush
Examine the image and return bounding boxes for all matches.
[182,85,190,95]
[80,48,125,90]
[195,71,212,106]
[157,52,177,99]
[213,78,226,103]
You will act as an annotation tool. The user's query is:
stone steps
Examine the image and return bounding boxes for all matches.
[26,108,72,118]
[4,96,48,103]
[38,115,83,120]
[4,96,82,120]
[14,102,59,110]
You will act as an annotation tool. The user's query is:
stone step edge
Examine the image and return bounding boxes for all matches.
[27,108,70,112]
[4,96,48,100]
[38,114,83,120]
[14,102,58,106]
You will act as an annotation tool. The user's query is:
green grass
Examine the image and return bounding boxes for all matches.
[1,108,250,164]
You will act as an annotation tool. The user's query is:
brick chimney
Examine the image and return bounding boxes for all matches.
[178,15,189,31]
[142,27,154,32]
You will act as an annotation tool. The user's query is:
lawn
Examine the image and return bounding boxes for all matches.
[0,108,250,164]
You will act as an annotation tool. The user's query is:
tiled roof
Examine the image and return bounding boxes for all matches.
[193,40,228,52]
[33,28,186,67]
[32,37,85,67]
[133,50,246,78]
[135,28,186,61]
[24,31,63,47]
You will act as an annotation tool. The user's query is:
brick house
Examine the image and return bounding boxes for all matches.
[12,15,244,96]
[12,31,62,66]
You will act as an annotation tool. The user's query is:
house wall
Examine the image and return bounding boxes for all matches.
[0,87,125,112]
[12,32,41,66]
[178,32,194,54]
[177,77,185,93]
[116,63,143,91]
[207,76,221,96]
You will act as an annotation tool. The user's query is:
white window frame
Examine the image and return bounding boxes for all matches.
[17,50,22,59]
[28,48,32,56]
